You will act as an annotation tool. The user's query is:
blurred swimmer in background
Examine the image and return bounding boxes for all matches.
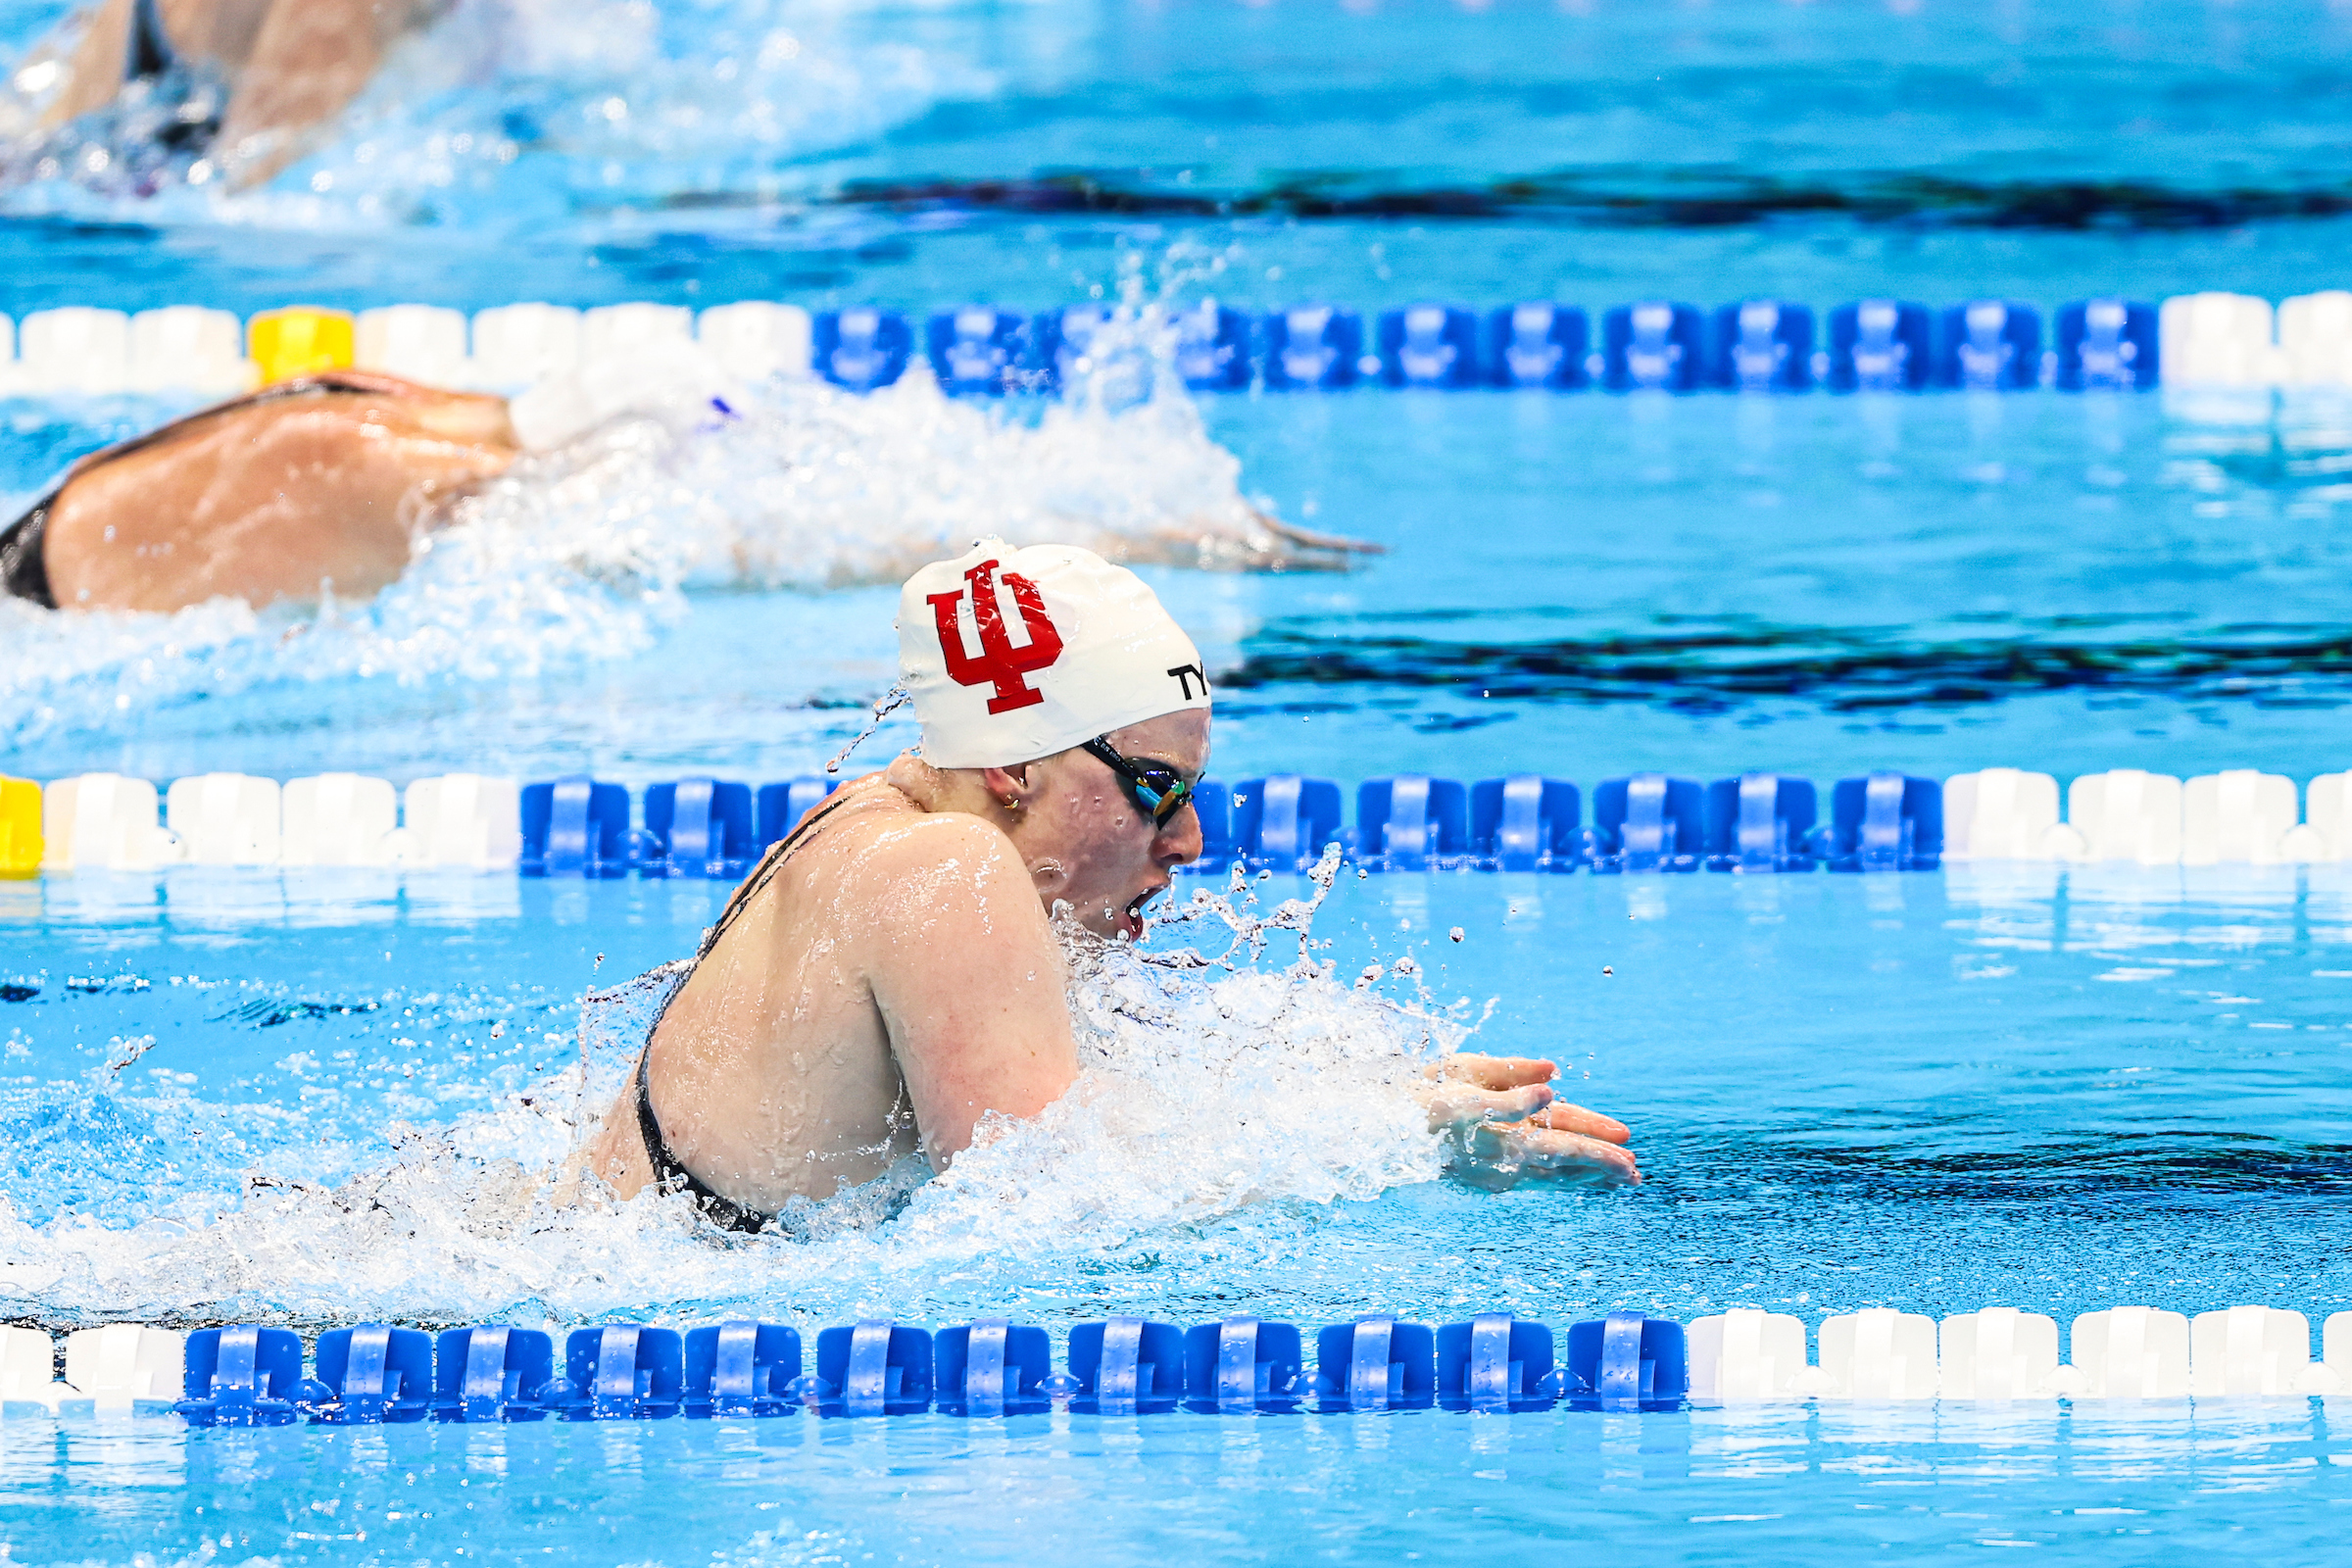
[0,0,449,190]
[577,540,1640,1233]
[0,352,1373,613]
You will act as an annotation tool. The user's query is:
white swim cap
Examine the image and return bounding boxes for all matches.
[897,538,1211,768]
[508,343,744,453]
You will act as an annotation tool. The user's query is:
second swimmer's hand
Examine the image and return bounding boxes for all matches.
[1419,1054,1642,1191]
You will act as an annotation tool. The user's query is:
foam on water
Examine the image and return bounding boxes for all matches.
[0,859,1475,1329]
[0,349,1280,748]
[0,0,991,223]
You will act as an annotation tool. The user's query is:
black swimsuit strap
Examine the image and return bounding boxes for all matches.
[0,494,58,609]
[126,0,176,79]
[634,1046,768,1235]
[632,785,866,1233]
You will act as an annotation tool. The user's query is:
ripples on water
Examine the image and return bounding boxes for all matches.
[0,0,991,221]
[1,7,2350,1565]
[0,859,1484,1330]
[0,329,1273,750]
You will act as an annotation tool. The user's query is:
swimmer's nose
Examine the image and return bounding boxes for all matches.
[1156,801,1204,866]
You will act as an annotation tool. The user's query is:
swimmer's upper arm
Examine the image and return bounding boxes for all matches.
[853,814,1080,1171]
[216,0,444,189]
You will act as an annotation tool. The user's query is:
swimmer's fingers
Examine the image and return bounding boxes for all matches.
[1419,1081,1553,1132]
[1526,1101,1632,1146]
[1256,513,1387,556]
[1423,1053,1559,1091]
[1510,1125,1642,1185]
[1469,1121,1642,1188]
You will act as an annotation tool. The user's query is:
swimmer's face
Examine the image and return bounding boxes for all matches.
[1006,709,1208,941]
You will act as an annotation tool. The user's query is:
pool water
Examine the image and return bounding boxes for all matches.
[5,871,2352,1559]
[6,1,2352,1564]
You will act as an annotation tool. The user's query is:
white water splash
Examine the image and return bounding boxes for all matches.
[0,0,992,222]
[0,859,1471,1330]
[0,363,1277,747]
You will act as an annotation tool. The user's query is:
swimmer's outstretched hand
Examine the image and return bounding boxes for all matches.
[1419,1054,1642,1190]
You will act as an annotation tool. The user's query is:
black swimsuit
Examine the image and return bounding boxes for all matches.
[0,497,57,609]
[632,789,861,1234]
[0,371,435,610]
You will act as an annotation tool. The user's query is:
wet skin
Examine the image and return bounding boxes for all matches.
[28,375,1367,614]
[39,376,518,612]
[14,0,450,189]
[583,709,1639,1221]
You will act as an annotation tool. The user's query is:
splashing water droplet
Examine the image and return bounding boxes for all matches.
[827,685,909,774]
[0,841,1491,1327]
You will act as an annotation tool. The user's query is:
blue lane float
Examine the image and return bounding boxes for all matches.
[1065,1317,1186,1415]
[1469,775,1583,872]
[1171,301,1252,390]
[641,778,758,880]
[432,1325,556,1422]
[1183,1316,1306,1414]
[519,776,634,878]
[769,295,2162,395]
[935,1320,1055,1417]
[1436,1314,1555,1413]
[1827,300,1936,392]
[307,1324,433,1424]
[1710,301,1813,392]
[161,1311,1695,1424]
[1263,306,1369,390]
[1356,775,1471,871]
[1701,774,1819,873]
[755,777,839,849]
[1317,1314,1438,1412]
[926,307,1030,396]
[1824,771,1943,872]
[1938,300,2041,390]
[684,1322,803,1418]
[558,1325,684,1421]
[813,1320,933,1418]
[1563,1312,1690,1413]
[1376,305,1482,388]
[496,768,1958,879]
[2057,298,2159,391]
[1232,775,1346,874]
[1592,774,1706,873]
[177,1326,306,1428]
[1486,303,1590,389]
[1600,302,1707,392]
[812,307,913,393]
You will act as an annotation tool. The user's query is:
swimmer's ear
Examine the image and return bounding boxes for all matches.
[975,761,1038,815]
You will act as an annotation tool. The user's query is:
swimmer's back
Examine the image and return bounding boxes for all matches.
[40,374,516,612]
[624,768,1077,1212]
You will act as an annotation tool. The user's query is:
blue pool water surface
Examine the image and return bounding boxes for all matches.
[5,2,2352,1563]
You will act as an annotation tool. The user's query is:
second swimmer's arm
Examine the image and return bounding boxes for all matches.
[858,814,1082,1172]
[214,0,447,189]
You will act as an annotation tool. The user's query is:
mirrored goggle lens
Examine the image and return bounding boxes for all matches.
[1134,774,1192,828]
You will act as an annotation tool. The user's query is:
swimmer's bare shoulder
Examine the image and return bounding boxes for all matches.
[800,784,1082,1169]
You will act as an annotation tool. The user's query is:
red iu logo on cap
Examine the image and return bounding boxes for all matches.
[928,559,1065,713]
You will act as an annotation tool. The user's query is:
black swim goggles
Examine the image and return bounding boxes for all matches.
[1081,736,1199,830]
